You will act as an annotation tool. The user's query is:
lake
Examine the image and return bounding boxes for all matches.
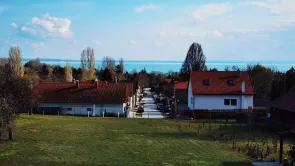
[23,59,295,73]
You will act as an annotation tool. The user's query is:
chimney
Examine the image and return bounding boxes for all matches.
[95,78,99,88]
[76,80,80,88]
[115,77,118,84]
[241,81,245,93]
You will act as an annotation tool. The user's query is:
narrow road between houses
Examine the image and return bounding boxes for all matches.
[128,88,166,119]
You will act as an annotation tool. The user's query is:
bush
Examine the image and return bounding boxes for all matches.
[104,112,118,117]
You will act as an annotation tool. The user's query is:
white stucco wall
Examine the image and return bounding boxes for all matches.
[187,80,253,110]
[191,95,253,110]
[39,103,125,116]
[188,80,194,110]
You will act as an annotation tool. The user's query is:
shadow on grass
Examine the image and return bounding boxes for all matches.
[130,129,271,143]
[222,161,251,166]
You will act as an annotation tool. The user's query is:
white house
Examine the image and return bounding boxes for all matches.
[188,71,254,110]
[34,80,134,116]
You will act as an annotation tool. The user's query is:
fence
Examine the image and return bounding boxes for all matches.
[178,109,269,123]
[128,111,166,119]
[35,108,125,118]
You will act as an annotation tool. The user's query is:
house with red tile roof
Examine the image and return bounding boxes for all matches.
[188,71,254,110]
[34,80,134,116]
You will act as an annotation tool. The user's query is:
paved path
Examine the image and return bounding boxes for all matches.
[128,88,166,119]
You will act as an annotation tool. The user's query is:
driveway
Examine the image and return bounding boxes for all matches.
[128,88,166,119]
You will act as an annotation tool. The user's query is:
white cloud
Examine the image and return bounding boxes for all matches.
[21,26,36,34]
[31,42,45,50]
[31,14,72,38]
[10,23,18,28]
[92,40,100,45]
[21,14,72,38]
[135,4,160,13]
[239,0,295,30]
[191,3,232,21]
[131,40,137,45]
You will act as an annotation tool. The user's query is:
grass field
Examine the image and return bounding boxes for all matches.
[0,115,290,166]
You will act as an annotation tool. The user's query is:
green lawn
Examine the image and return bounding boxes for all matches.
[0,115,288,166]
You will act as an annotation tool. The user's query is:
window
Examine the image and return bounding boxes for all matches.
[87,108,92,111]
[224,99,230,105]
[227,80,234,86]
[64,108,72,111]
[191,97,193,105]
[224,99,237,106]
[231,99,237,106]
[203,79,210,85]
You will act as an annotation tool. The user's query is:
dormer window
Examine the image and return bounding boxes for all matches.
[203,79,210,85]
[227,80,234,86]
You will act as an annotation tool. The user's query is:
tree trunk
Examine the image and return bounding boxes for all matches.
[8,126,13,140]
[8,120,13,140]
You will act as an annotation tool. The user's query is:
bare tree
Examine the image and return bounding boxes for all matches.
[224,65,230,71]
[102,56,116,81]
[80,47,96,81]
[87,47,95,80]
[118,58,124,73]
[8,46,24,77]
[180,42,207,74]
[80,49,87,69]
[232,65,240,71]
[64,62,73,82]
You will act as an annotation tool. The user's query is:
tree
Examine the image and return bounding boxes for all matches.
[80,49,87,69]
[80,47,96,81]
[23,68,40,86]
[0,67,36,140]
[285,67,295,92]
[271,71,286,100]
[41,64,53,81]
[118,58,124,74]
[102,56,116,81]
[8,46,24,77]
[224,65,230,71]
[86,47,95,70]
[101,68,113,81]
[64,62,73,82]
[86,47,96,80]
[24,58,42,72]
[232,65,240,71]
[247,64,273,104]
[180,42,207,74]
[115,58,125,81]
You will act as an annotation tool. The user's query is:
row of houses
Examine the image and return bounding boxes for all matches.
[34,70,295,125]
[34,80,137,116]
[34,70,255,116]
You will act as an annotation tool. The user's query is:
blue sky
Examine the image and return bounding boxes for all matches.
[0,0,295,61]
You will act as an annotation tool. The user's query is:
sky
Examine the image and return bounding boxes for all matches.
[0,0,295,61]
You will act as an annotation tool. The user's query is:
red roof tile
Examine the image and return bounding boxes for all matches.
[190,71,254,95]
[34,81,127,104]
[269,87,295,112]
[165,79,172,84]
[174,81,188,90]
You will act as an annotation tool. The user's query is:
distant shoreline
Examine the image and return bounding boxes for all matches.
[19,58,295,73]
